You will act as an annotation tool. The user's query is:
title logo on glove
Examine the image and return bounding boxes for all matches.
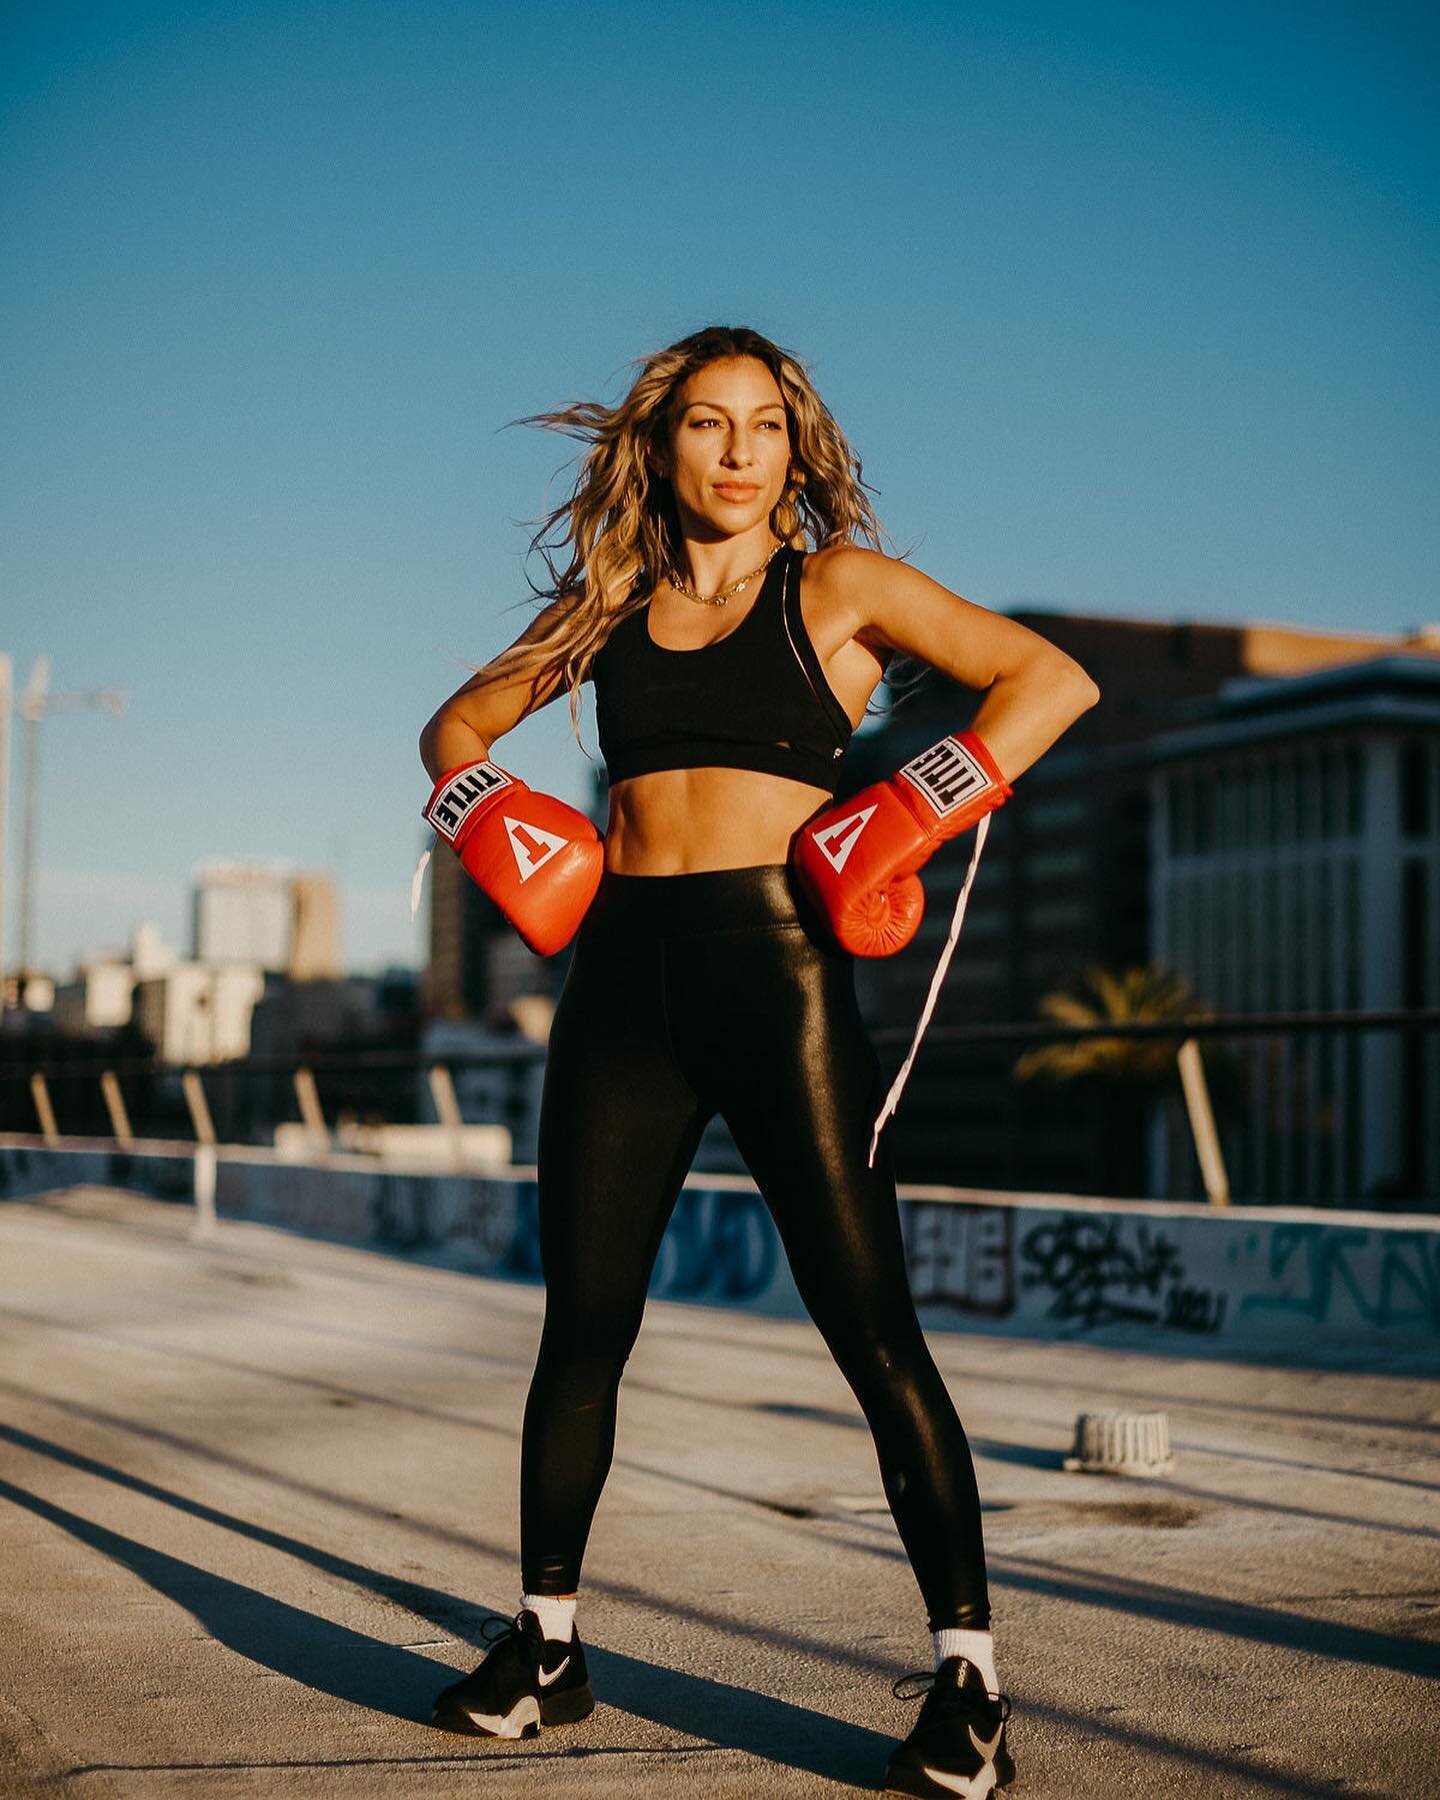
[811,804,877,873]
[504,816,568,882]
[898,737,993,818]
[424,762,513,842]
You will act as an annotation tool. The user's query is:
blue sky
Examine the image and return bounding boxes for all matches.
[3,0,1436,975]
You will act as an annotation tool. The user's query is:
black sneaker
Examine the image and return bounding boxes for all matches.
[430,1609,595,1739]
[884,1656,1015,1798]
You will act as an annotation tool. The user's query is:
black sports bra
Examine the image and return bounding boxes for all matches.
[591,546,854,793]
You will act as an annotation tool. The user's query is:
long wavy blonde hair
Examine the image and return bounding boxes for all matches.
[478,324,895,748]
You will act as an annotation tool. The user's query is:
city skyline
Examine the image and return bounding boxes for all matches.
[4,0,1437,973]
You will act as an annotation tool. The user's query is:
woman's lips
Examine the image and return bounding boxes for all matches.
[713,483,760,499]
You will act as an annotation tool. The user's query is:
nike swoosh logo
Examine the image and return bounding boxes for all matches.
[969,1722,1003,1760]
[919,1722,1003,1797]
[918,1761,996,1798]
[536,1655,571,1687]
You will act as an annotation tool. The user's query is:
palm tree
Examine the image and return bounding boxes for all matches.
[1014,963,1243,1202]
[1015,963,1196,1083]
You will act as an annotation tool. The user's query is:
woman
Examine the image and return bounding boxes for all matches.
[418,324,1099,1797]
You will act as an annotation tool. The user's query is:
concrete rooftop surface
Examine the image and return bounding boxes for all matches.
[0,1187,1436,1798]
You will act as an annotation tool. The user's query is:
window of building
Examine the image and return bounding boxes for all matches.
[1345,743,1365,837]
[1237,867,1257,1010]
[1298,749,1322,844]
[1213,767,1229,853]
[1196,773,1214,854]
[1258,754,1275,847]
[1402,860,1430,1007]
[1276,753,1297,847]
[1320,746,1340,841]
[1211,873,1228,999]
[1248,757,1267,848]
[1167,876,1186,971]
[1400,738,1433,839]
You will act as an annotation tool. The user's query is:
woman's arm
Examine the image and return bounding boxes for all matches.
[417,593,602,956]
[419,596,576,781]
[817,547,1101,778]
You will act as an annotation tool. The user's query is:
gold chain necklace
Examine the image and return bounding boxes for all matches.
[667,540,783,607]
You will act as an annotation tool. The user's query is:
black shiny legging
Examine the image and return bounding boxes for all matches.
[519,862,990,1631]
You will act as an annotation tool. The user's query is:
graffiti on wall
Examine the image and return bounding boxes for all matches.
[9,1141,1439,1342]
[0,1144,39,1196]
[370,1176,529,1270]
[902,1202,1015,1316]
[425,1180,782,1304]
[1238,1225,1440,1330]
[1020,1213,1227,1333]
[0,1145,194,1205]
[371,1175,436,1251]
[650,1187,779,1301]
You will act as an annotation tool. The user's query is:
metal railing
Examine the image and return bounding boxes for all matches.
[2,1009,1437,1208]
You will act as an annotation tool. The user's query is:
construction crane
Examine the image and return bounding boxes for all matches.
[0,655,126,1007]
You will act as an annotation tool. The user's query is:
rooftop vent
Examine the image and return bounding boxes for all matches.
[1063,1410,1175,1477]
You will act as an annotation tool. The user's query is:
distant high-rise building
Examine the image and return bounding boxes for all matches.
[422,835,567,1023]
[192,860,293,970]
[132,962,266,1064]
[50,921,176,1036]
[289,873,342,980]
[191,860,342,978]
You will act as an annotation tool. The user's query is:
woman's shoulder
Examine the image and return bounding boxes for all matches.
[797,543,901,637]
[800,542,896,599]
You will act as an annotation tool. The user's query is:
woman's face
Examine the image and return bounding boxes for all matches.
[658,356,792,540]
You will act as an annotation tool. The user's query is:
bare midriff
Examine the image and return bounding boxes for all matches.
[604,766,836,873]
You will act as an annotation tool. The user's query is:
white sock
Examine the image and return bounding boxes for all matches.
[520,1592,576,1643]
[933,1627,998,1696]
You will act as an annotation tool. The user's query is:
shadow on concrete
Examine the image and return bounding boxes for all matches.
[3,1416,1424,1796]
[968,1435,1067,1471]
[0,1305,522,1446]
[11,1388,1440,1705]
[994,1551,1440,1681]
[827,1501,1440,1680]
[0,1458,895,1788]
[0,1474,448,1721]
[647,1317,1440,1427]
[638,1390,1440,1547]
[1168,1438,1440,1493]
[928,1358,1440,1437]
[225,1304,536,1375]
[962,1430,1440,1543]
[994,1546,1438,1658]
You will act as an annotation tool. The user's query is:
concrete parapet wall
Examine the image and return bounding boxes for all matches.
[3,1135,1436,1352]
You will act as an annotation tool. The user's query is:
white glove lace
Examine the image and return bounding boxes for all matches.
[867,811,991,1168]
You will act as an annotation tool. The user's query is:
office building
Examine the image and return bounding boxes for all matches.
[849,613,1440,1196]
[1148,655,1439,1204]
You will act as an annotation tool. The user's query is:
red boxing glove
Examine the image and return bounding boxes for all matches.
[793,730,1012,956]
[423,760,603,957]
